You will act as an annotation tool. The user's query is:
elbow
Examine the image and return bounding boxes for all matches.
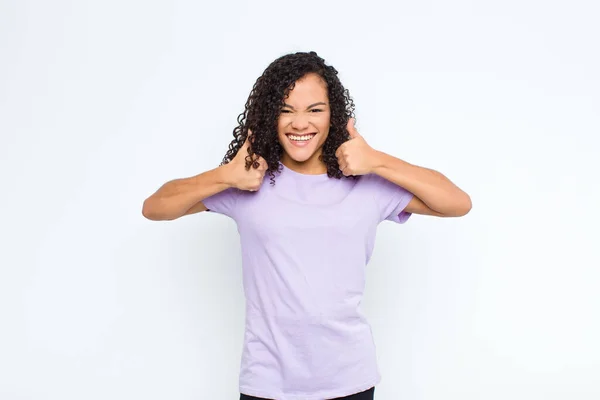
[453,193,472,217]
[441,192,472,217]
[142,198,158,220]
[142,197,170,221]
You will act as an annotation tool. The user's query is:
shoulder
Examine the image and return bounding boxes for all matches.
[356,173,414,223]
[201,186,247,219]
[355,172,393,191]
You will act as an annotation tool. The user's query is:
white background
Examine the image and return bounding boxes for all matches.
[1,0,599,399]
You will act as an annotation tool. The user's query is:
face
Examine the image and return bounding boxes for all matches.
[277,72,331,170]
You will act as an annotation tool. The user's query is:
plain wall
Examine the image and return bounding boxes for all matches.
[1,0,598,399]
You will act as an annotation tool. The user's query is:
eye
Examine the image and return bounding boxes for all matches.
[280,109,292,113]
[310,109,324,113]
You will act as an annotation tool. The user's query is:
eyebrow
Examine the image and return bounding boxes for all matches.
[282,102,328,110]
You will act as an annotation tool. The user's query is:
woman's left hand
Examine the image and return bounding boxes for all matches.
[335,118,379,176]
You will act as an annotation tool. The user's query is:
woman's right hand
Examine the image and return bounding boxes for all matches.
[227,130,268,191]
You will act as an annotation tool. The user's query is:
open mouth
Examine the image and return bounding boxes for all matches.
[286,133,316,146]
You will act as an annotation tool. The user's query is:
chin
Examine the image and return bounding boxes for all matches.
[281,148,313,162]
[279,133,325,163]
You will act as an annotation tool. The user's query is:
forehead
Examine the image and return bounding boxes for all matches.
[286,73,328,102]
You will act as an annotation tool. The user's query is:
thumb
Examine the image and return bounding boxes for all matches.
[347,118,360,139]
[242,129,253,149]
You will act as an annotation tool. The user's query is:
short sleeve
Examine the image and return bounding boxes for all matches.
[365,173,414,224]
[202,187,241,219]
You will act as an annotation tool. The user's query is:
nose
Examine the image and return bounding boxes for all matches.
[290,114,310,131]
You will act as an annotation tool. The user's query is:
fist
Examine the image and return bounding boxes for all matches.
[335,118,377,176]
[229,130,268,191]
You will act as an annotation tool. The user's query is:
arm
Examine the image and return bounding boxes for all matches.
[142,132,267,221]
[142,165,233,221]
[371,151,472,217]
[335,119,471,218]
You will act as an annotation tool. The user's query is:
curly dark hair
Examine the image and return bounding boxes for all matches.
[220,51,356,184]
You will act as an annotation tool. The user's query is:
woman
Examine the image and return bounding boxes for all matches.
[142,51,471,400]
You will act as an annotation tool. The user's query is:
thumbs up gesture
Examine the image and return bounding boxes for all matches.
[229,130,268,191]
[335,118,378,176]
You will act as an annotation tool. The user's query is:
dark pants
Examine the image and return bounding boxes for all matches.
[240,386,375,400]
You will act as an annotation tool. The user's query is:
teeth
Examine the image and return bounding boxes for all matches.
[289,134,315,141]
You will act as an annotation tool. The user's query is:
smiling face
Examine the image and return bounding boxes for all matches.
[277,72,331,174]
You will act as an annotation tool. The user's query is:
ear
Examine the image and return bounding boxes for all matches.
[347,118,360,139]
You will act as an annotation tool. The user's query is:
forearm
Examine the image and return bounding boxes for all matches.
[142,164,233,220]
[371,150,471,216]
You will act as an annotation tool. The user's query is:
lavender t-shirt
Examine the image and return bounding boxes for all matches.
[202,162,413,400]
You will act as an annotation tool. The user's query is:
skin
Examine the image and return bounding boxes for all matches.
[273,72,471,217]
[277,72,331,175]
[142,72,471,220]
[336,118,472,217]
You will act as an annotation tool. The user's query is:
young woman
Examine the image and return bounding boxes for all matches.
[142,51,471,400]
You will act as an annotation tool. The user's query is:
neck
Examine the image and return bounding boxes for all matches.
[281,153,327,175]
